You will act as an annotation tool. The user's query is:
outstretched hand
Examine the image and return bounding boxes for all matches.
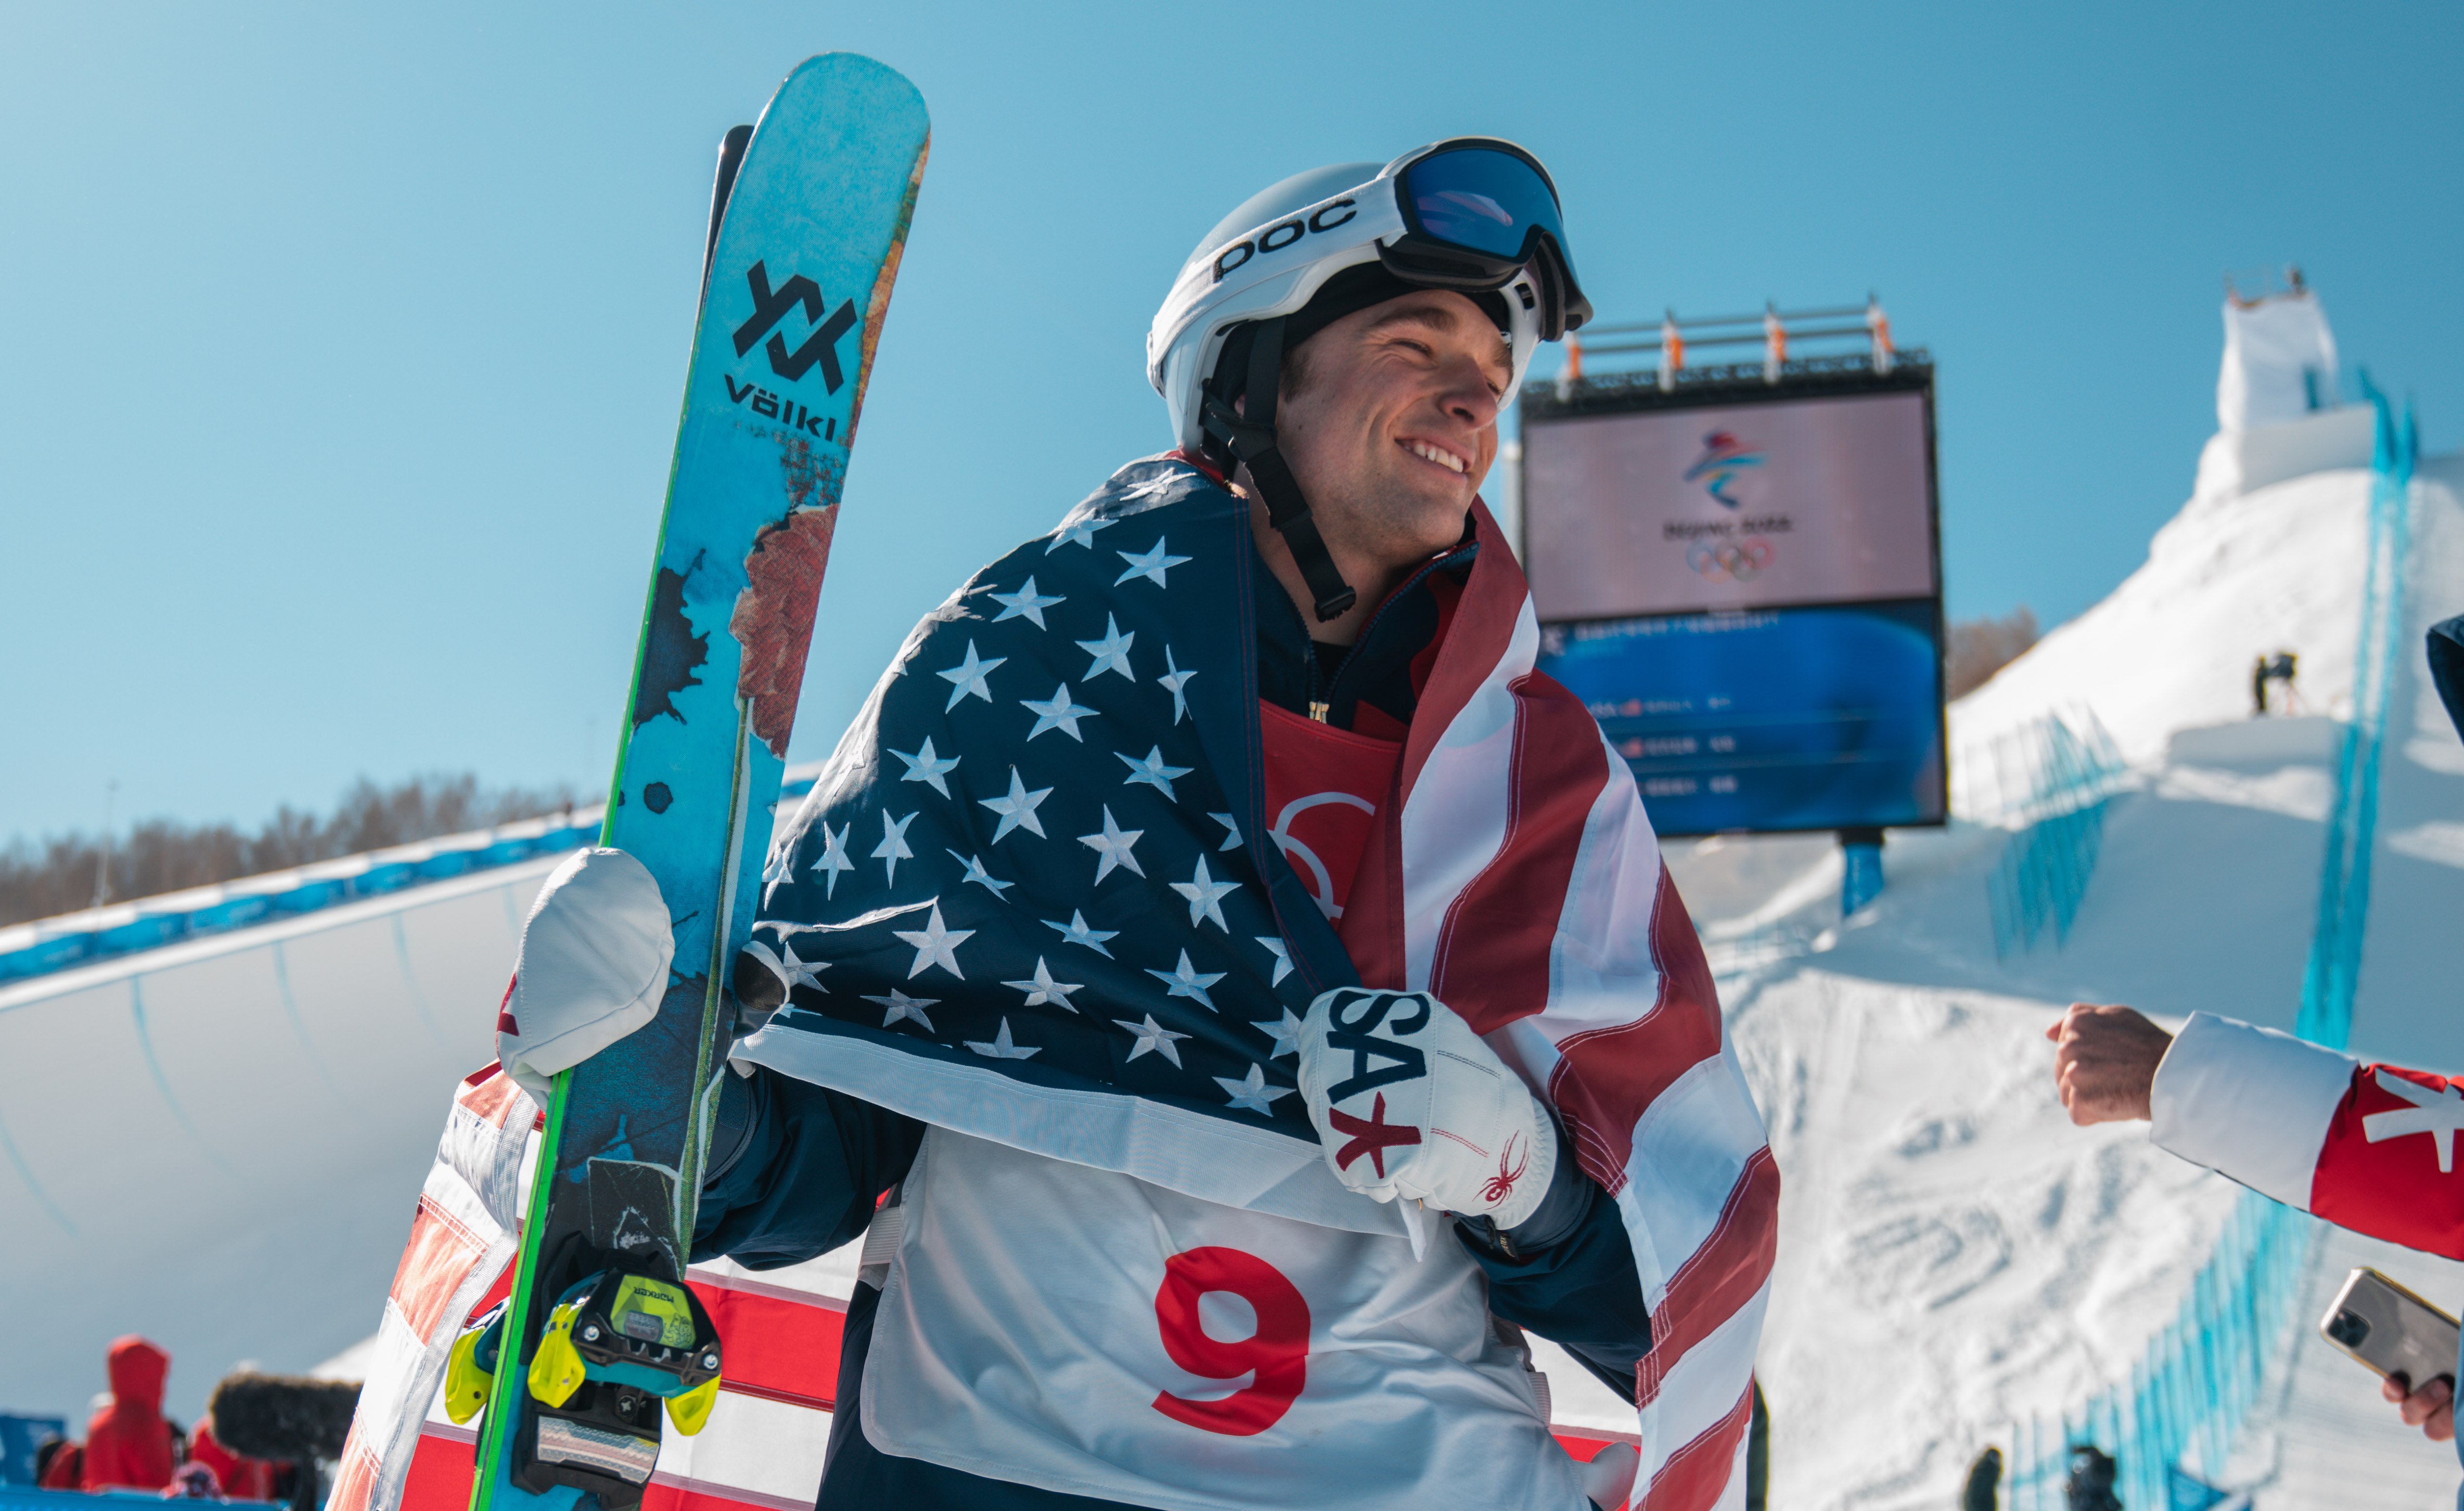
[2384,1372,2456,1443]
[2045,1003,2173,1125]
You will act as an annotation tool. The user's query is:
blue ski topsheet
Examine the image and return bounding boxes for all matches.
[469,51,927,1511]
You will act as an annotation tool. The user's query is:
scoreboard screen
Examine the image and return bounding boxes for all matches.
[1520,367,1945,835]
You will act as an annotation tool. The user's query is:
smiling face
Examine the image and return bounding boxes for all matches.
[1242,289,1509,637]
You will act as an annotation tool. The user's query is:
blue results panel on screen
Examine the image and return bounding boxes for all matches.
[1520,365,1946,836]
[1536,601,1944,835]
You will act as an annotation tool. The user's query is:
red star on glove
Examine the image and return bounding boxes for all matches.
[1328,1093,1422,1179]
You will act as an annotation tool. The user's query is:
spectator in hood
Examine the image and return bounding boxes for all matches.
[82,1337,176,1491]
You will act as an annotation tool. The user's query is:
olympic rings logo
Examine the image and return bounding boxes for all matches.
[1687,538,1775,583]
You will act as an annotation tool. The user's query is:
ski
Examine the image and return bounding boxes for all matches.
[463,53,928,1511]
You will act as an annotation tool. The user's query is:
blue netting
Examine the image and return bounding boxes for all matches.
[1986,713,2129,957]
[2000,387,2416,1504]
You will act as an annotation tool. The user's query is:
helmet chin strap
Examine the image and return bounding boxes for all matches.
[1198,316,1358,624]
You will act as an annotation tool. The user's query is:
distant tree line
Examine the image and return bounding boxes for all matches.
[1947,606,2040,700]
[1,773,579,928]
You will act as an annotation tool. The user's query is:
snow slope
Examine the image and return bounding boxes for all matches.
[1678,448,2464,1507]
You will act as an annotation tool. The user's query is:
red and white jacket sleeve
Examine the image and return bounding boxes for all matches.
[2151,1011,2464,1259]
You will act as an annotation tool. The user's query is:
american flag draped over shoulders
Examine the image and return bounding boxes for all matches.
[735,454,1777,1511]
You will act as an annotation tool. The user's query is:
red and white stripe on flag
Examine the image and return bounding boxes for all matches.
[1345,501,1779,1511]
[331,1066,857,1511]
[394,1257,851,1511]
[332,1066,536,1511]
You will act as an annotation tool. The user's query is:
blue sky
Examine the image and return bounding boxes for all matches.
[3,1,2457,837]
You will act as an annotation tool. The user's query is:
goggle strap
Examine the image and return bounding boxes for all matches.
[1198,317,1357,623]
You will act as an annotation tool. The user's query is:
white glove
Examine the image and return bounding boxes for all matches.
[495,848,674,1101]
[1295,987,1557,1229]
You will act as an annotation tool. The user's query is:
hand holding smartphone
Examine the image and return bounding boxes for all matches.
[2320,1268,2460,1396]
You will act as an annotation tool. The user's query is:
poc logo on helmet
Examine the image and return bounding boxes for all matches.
[1212,199,1359,282]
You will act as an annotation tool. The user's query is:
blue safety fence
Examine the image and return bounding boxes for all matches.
[2001,1191,2312,1509]
[1999,385,2418,1506]
[1980,712,2131,957]
[0,763,832,989]
[0,812,599,986]
[2297,378,2418,1049]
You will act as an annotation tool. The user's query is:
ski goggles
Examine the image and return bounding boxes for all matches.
[1379,139,1593,341]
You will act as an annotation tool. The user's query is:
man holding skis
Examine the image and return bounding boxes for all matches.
[502,140,1775,1511]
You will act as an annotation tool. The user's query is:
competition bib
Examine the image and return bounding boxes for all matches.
[859,1129,1584,1511]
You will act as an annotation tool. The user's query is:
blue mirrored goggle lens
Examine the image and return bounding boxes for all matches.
[1400,147,1564,261]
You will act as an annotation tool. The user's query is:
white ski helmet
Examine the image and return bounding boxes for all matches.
[1147,138,1592,457]
[1146,139,1590,621]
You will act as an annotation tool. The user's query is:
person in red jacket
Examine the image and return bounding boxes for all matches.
[187,1414,277,1502]
[80,1336,176,1491]
[2049,1002,2463,1443]
[35,1439,84,1490]
[2050,618,2464,1458]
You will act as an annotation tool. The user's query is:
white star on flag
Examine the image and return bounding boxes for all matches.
[946,850,1015,899]
[1115,538,1192,589]
[1211,813,1243,852]
[1115,472,1179,507]
[1043,909,1119,958]
[762,842,797,902]
[1114,1013,1192,1068]
[2363,1068,2464,1171]
[1157,647,1196,725]
[1021,683,1099,742]
[772,938,829,992]
[872,810,917,886]
[1252,1007,1304,1059]
[1047,514,1114,553]
[813,820,854,898]
[1076,615,1136,681]
[864,988,938,1032]
[937,640,1006,711]
[965,1018,1042,1060]
[1078,806,1146,882]
[1118,746,1194,801]
[1170,855,1239,931]
[1253,935,1293,986]
[1215,1063,1294,1116]
[744,938,829,994]
[989,576,1065,629]
[1003,957,1084,1012]
[979,768,1054,843]
[891,737,960,796]
[890,901,973,979]
[1146,949,1227,1012]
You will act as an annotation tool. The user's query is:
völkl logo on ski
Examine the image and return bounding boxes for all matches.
[722,374,837,439]
[732,260,859,390]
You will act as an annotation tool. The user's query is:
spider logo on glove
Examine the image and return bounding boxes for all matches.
[1479,1132,1529,1206]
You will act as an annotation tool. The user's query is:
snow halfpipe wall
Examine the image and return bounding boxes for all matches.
[0,860,551,1425]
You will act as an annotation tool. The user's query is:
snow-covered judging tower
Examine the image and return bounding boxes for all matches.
[2194,273,2377,499]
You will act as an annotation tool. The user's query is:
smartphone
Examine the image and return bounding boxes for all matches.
[2320,1268,2461,1390]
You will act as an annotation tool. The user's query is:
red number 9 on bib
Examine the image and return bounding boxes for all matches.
[1150,1247,1312,1436]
